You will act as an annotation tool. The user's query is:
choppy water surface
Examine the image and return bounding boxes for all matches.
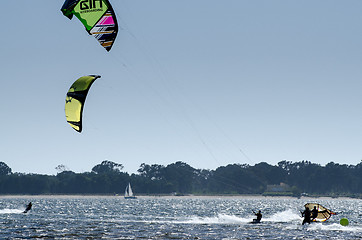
[0,196,360,239]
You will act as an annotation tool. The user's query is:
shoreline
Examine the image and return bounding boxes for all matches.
[0,194,358,200]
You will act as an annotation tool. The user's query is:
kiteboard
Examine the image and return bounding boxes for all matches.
[250,219,261,224]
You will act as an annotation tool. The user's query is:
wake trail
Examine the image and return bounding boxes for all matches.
[0,208,24,214]
[308,222,362,233]
[262,209,302,223]
[173,209,302,225]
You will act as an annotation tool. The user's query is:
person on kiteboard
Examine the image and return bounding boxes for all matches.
[301,206,311,225]
[23,202,32,213]
[253,210,262,223]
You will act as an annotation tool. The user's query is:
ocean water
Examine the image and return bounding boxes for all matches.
[0,196,361,239]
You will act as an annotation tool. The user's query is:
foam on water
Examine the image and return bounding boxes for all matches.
[141,209,317,225]
[183,214,248,224]
[176,209,302,225]
[263,209,301,223]
[0,208,23,214]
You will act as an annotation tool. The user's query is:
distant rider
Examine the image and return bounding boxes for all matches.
[253,210,262,223]
[23,202,32,213]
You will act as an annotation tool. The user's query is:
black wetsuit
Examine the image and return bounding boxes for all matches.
[302,207,311,225]
[311,207,318,221]
[253,211,262,223]
[24,202,32,213]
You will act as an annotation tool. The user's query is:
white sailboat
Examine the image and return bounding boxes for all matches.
[124,183,136,199]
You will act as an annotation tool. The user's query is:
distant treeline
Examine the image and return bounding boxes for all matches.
[0,160,361,198]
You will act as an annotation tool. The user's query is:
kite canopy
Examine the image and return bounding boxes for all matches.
[304,203,336,222]
[61,0,118,51]
[65,75,101,132]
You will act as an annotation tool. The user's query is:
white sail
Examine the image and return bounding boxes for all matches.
[125,183,136,199]
[128,183,133,197]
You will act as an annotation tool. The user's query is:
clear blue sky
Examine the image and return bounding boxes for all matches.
[1,0,362,175]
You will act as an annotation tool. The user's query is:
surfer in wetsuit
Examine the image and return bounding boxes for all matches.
[301,206,311,225]
[253,210,262,223]
[23,202,32,213]
[311,206,318,222]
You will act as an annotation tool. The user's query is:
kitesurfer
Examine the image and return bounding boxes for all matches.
[301,206,311,225]
[311,206,318,221]
[253,210,262,223]
[23,202,32,213]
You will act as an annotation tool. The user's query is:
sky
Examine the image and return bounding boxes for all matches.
[1,0,362,175]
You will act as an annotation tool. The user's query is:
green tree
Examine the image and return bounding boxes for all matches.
[92,160,124,174]
[251,162,287,185]
[137,163,165,180]
[0,162,12,175]
[210,164,264,194]
[163,161,196,193]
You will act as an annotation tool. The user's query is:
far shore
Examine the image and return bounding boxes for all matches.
[0,194,359,200]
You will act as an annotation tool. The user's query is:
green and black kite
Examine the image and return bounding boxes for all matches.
[61,0,118,51]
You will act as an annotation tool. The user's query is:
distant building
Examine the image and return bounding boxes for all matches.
[266,183,291,192]
[263,183,293,196]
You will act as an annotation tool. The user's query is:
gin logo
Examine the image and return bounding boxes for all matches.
[80,0,103,10]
